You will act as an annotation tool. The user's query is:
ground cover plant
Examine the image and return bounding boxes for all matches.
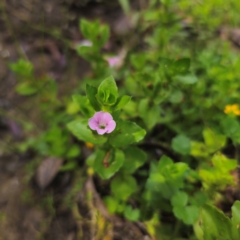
[1,0,240,239]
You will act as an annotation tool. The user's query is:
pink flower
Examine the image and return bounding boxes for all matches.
[88,111,116,135]
[105,56,122,68]
[106,56,121,67]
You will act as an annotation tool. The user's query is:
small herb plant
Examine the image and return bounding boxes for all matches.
[68,76,146,180]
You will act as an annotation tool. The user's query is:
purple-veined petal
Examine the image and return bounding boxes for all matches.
[88,117,98,130]
[106,120,116,133]
[96,128,107,135]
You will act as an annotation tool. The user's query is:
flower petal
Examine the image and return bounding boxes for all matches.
[96,128,107,135]
[93,111,104,122]
[88,117,98,130]
[106,120,116,133]
[102,112,113,122]
[98,112,113,127]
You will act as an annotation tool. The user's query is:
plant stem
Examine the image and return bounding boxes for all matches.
[172,219,181,239]
[103,151,110,168]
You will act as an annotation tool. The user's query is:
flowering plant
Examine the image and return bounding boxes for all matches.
[67,76,146,179]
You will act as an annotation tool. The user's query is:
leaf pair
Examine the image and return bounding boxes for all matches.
[146,155,189,199]
[86,76,131,112]
[80,19,109,49]
[159,57,198,84]
[171,191,199,225]
[87,145,147,180]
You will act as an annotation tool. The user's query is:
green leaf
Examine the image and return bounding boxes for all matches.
[185,206,199,225]
[97,24,110,48]
[79,19,109,49]
[93,149,125,179]
[109,120,146,148]
[66,101,79,115]
[158,57,173,71]
[158,156,189,182]
[169,90,183,104]
[80,19,93,40]
[158,155,173,172]
[147,179,175,199]
[67,119,107,145]
[146,156,189,199]
[124,205,140,221]
[174,205,199,225]
[203,128,226,152]
[211,153,237,172]
[200,204,232,240]
[121,146,147,174]
[171,134,191,155]
[104,196,119,214]
[169,163,189,190]
[76,45,96,61]
[119,0,131,14]
[138,99,160,129]
[194,221,204,240]
[171,191,188,207]
[173,206,186,221]
[72,95,94,118]
[231,200,240,239]
[113,95,131,111]
[86,84,101,111]
[16,82,38,95]
[138,98,160,129]
[191,141,209,158]
[122,101,138,117]
[116,203,125,213]
[130,54,146,70]
[66,145,81,158]
[9,59,33,77]
[174,74,198,84]
[189,192,208,207]
[111,175,138,201]
[199,153,237,190]
[97,76,118,106]
[125,76,143,96]
[221,116,240,144]
[86,152,96,167]
[172,58,190,74]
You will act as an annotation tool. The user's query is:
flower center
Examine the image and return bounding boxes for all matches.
[99,124,106,129]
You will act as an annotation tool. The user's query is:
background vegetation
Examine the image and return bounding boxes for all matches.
[1,0,240,239]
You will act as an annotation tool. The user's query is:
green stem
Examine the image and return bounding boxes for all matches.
[172,219,181,239]
[235,144,240,163]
